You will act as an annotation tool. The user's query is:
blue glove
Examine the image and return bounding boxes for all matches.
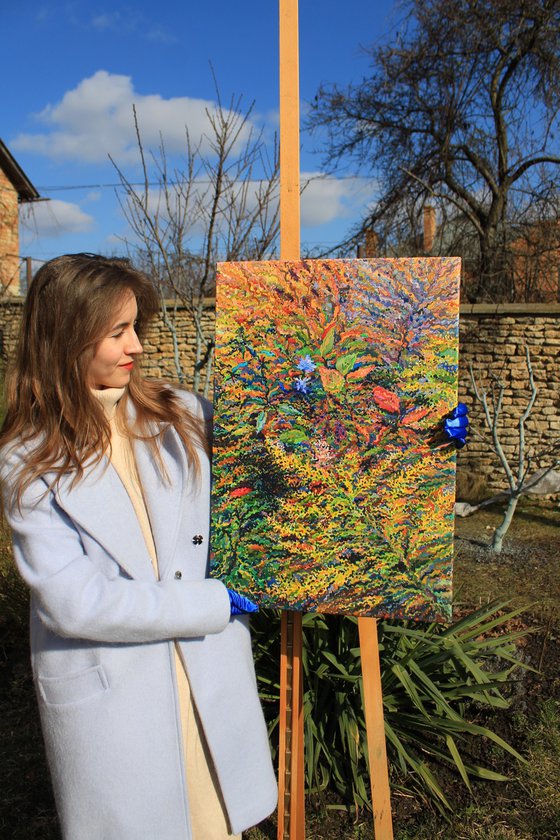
[227,589,259,616]
[443,402,469,448]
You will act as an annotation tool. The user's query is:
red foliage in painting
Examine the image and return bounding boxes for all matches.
[230,487,253,498]
[372,386,400,414]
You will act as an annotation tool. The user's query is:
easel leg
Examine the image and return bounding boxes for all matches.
[358,617,394,839]
[278,611,305,839]
[278,1,304,836]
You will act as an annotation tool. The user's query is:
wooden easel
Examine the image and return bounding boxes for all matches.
[277,1,305,836]
[276,2,394,838]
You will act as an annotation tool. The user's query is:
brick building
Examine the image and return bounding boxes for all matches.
[510,220,560,303]
[0,139,40,295]
[367,206,560,303]
[422,206,560,303]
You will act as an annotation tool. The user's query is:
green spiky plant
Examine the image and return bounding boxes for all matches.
[251,600,531,814]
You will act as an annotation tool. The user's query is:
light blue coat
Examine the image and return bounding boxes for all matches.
[1,391,277,839]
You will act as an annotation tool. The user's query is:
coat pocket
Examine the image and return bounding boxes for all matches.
[38,664,109,707]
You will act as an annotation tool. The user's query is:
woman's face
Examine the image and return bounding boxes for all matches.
[88,291,143,389]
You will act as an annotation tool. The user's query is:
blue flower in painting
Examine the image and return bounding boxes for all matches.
[297,354,316,373]
[293,376,311,394]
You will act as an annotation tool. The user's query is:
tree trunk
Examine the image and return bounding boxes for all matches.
[491,495,519,554]
[475,214,513,301]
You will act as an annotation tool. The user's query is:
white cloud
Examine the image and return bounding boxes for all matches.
[263,108,280,128]
[300,173,377,227]
[105,233,125,248]
[86,9,175,41]
[116,170,375,245]
[35,6,51,23]
[12,70,254,165]
[90,12,123,31]
[20,199,95,239]
[115,176,279,247]
[145,24,177,44]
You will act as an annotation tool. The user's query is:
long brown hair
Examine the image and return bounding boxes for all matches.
[0,253,208,502]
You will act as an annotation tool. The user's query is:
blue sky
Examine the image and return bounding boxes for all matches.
[3,1,402,267]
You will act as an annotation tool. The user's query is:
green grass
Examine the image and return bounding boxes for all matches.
[518,699,560,835]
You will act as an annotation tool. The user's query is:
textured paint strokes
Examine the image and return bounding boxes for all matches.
[211,258,461,621]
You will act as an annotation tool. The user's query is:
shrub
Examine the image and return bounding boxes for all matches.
[252,600,530,814]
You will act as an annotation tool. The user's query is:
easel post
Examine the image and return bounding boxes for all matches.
[279,0,301,259]
[276,3,393,837]
[358,618,394,839]
[277,1,305,839]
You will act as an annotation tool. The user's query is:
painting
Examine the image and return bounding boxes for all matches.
[211,258,461,621]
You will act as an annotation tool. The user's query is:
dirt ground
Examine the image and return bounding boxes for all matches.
[2,501,559,839]
[454,500,560,619]
[453,499,560,725]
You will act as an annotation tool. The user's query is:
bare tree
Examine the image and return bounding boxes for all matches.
[308,0,560,301]
[467,347,559,552]
[112,91,279,394]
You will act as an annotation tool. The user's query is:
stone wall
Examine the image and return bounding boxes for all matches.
[140,302,215,385]
[457,303,559,495]
[0,296,23,360]
[0,297,215,384]
[0,171,20,295]
[1,297,558,494]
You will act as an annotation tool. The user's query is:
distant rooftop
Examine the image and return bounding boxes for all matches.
[0,138,40,202]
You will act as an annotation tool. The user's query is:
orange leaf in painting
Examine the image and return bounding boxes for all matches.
[339,326,372,342]
[318,366,346,394]
[372,386,400,413]
[346,364,377,382]
[401,406,432,426]
[355,423,374,440]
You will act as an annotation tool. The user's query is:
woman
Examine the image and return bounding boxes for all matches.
[0,254,277,840]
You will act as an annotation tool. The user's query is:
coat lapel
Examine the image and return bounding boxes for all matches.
[133,426,187,578]
[52,401,189,581]
[54,458,155,582]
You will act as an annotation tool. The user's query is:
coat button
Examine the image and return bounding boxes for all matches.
[174,571,182,580]
[192,534,204,545]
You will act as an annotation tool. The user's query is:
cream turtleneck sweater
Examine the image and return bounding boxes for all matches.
[93,388,239,840]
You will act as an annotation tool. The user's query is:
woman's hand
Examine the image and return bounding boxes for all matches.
[227,589,259,616]
[443,402,469,448]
